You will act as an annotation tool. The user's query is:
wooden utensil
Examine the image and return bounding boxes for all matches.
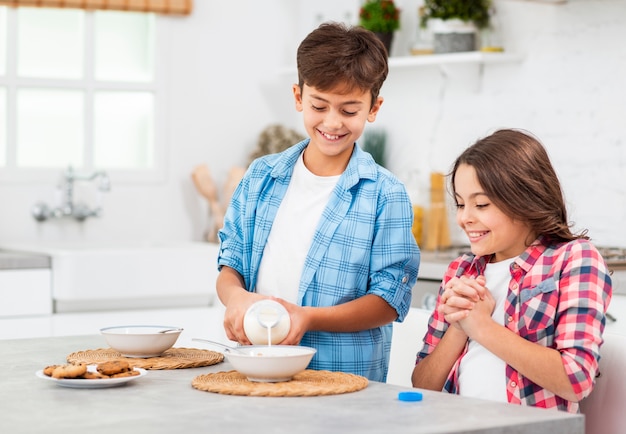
[424,172,451,251]
[191,164,223,242]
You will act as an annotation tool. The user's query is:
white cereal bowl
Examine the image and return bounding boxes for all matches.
[225,345,316,382]
[100,325,183,358]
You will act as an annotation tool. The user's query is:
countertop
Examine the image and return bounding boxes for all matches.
[418,248,626,296]
[0,249,50,270]
[0,335,584,434]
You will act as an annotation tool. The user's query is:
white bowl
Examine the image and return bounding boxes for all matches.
[225,345,316,382]
[100,325,183,358]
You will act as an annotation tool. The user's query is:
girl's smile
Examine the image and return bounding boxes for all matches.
[454,164,534,262]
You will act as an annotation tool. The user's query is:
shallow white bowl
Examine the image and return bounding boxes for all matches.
[225,345,316,382]
[100,325,183,358]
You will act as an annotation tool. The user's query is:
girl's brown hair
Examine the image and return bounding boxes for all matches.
[296,22,388,109]
[450,129,587,243]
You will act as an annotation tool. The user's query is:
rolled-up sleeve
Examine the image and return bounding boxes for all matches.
[555,242,613,400]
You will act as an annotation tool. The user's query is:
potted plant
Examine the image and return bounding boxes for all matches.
[361,129,387,168]
[420,0,492,53]
[359,0,401,55]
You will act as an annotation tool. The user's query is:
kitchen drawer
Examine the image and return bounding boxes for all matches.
[0,269,52,317]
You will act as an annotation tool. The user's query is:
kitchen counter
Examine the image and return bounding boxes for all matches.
[0,335,583,434]
[416,248,626,296]
[0,249,50,270]
[0,242,218,312]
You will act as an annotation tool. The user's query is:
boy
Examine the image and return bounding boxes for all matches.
[216,22,420,382]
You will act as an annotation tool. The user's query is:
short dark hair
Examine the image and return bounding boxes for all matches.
[296,22,388,108]
[450,129,587,243]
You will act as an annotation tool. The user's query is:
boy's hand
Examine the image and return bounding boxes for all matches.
[222,291,266,345]
[272,299,309,345]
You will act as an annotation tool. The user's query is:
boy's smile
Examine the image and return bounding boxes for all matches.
[293,83,382,176]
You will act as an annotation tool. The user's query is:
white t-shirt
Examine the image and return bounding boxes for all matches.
[256,152,340,303]
[458,259,511,402]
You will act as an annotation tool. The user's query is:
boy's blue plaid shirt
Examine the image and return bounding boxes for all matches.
[218,139,420,382]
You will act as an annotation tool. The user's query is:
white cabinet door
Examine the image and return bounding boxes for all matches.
[0,269,52,317]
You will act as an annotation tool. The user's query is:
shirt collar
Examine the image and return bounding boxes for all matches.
[466,235,550,275]
[269,139,378,188]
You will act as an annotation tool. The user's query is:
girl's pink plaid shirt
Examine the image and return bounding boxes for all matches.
[416,235,613,413]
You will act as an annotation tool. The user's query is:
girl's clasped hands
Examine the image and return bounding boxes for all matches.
[439,275,495,336]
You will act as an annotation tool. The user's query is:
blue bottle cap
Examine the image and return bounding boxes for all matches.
[398,391,423,402]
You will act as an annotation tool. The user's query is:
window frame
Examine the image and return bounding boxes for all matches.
[0,6,169,184]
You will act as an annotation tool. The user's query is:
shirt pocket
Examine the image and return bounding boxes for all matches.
[518,279,559,344]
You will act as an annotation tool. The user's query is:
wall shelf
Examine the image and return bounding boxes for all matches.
[388,51,523,69]
[277,51,523,77]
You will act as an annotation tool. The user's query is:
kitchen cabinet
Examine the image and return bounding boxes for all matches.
[412,250,458,309]
[606,295,626,335]
[0,268,52,317]
[0,250,51,317]
[0,242,219,313]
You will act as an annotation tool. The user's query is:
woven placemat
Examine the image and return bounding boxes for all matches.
[191,369,368,397]
[67,348,224,370]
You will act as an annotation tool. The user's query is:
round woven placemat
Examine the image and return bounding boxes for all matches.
[67,348,224,370]
[191,369,368,396]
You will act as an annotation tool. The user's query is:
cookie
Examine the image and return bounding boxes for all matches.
[81,370,109,380]
[43,365,60,377]
[51,363,87,379]
[110,369,140,378]
[96,360,131,376]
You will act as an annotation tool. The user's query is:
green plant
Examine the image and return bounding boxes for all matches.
[420,0,491,29]
[362,129,387,167]
[359,0,400,34]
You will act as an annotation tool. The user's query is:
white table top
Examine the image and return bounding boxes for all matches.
[0,334,583,434]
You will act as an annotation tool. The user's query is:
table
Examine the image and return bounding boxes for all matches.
[0,335,584,434]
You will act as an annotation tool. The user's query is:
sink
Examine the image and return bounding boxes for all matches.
[0,242,220,312]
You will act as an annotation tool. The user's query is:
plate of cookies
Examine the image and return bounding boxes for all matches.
[36,360,147,389]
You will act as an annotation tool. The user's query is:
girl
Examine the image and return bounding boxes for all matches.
[411,129,612,412]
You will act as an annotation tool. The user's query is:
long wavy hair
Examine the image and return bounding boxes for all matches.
[449,129,587,244]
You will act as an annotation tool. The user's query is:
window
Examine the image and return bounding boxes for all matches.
[0,7,6,166]
[0,6,165,181]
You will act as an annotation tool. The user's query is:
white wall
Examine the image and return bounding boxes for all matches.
[377,0,626,247]
[0,0,625,248]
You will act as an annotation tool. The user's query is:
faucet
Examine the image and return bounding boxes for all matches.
[32,166,111,222]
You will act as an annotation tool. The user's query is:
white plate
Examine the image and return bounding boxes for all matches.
[35,365,147,389]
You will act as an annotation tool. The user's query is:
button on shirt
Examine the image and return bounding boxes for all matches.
[218,139,420,382]
[415,236,612,412]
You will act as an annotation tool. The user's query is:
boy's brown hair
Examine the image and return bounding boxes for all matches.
[296,22,388,108]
